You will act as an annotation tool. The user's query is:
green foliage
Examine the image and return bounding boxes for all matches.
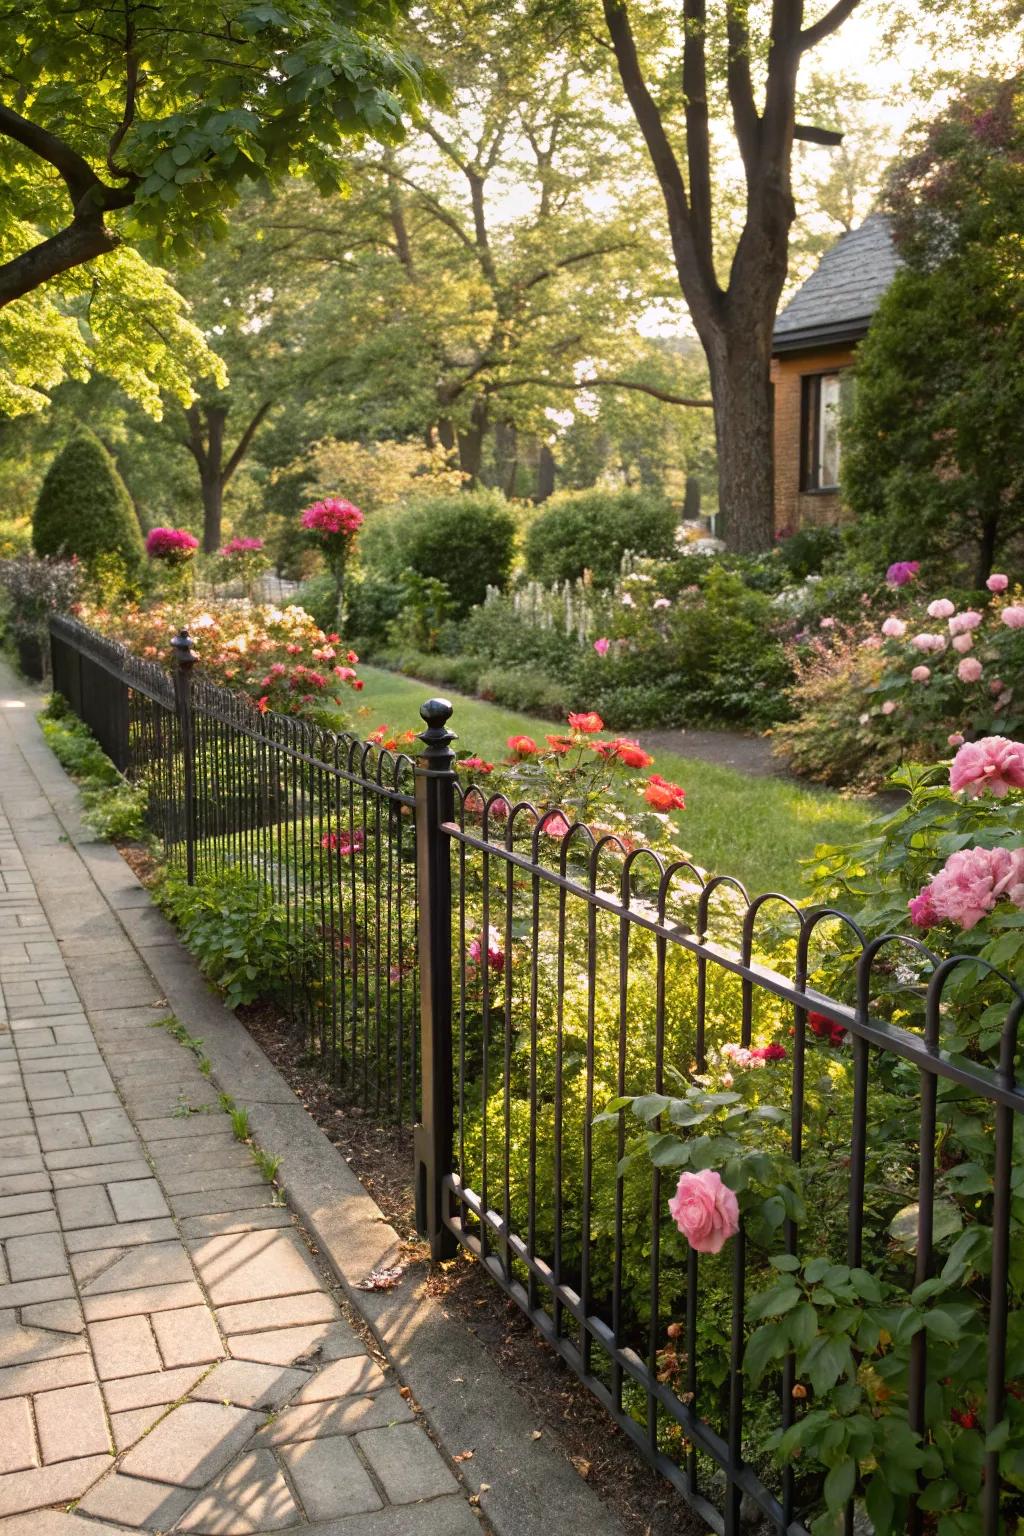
[362,491,517,617]
[843,80,1024,585]
[386,570,455,653]
[524,488,677,588]
[39,699,147,840]
[293,570,341,633]
[157,866,314,1010]
[33,430,144,570]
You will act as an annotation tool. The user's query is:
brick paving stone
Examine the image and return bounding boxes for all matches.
[81,1107,135,1144]
[45,1141,141,1171]
[179,1206,293,1240]
[0,1193,53,1221]
[0,1175,51,1199]
[33,1094,122,1118]
[0,1277,74,1309]
[34,1381,111,1462]
[20,1298,84,1334]
[82,1280,206,1323]
[78,1242,194,1295]
[0,1353,95,1400]
[256,1387,414,1445]
[0,1326,86,1367]
[292,1354,386,1402]
[215,1291,339,1335]
[0,1453,111,1517]
[107,1180,170,1223]
[110,1404,168,1452]
[118,1400,260,1488]
[160,1164,269,1197]
[189,1359,307,1409]
[189,1230,322,1307]
[0,1512,146,1536]
[281,1435,384,1521]
[175,1449,301,1534]
[151,1305,223,1369]
[4,1232,67,1282]
[357,1422,460,1504]
[35,1115,88,1152]
[102,1365,209,1412]
[64,1218,179,1254]
[65,1067,115,1096]
[168,1184,273,1219]
[279,1497,482,1536]
[89,1315,161,1380]
[55,1185,116,1230]
[227,1322,364,1367]
[0,1209,57,1240]
[78,1469,197,1529]
[0,1397,38,1473]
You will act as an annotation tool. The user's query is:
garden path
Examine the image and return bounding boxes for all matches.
[635,727,781,777]
[0,667,481,1536]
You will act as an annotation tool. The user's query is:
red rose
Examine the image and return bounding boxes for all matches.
[642,774,686,812]
[567,711,604,733]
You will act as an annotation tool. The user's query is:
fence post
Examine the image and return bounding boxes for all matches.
[170,628,198,885]
[413,696,458,1261]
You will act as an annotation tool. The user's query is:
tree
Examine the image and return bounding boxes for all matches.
[33,427,144,567]
[589,0,1022,551]
[842,78,1024,586]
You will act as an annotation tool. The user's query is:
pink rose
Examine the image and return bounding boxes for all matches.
[908,887,937,929]
[542,813,571,840]
[1001,606,1024,629]
[881,616,907,638]
[927,599,956,619]
[881,699,897,715]
[950,736,1024,798]
[926,846,1024,930]
[911,665,931,682]
[594,637,610,657]
[987,574,1009,592]
[949,610,983,635]
[668,1169,739,1255]
[468,925,505,973]
[958,657,983,683]
[952,633,974,654]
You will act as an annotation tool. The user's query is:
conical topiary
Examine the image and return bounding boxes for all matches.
[33,427,144,569]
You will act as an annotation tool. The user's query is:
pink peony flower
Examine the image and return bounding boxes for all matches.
[925,845,1024,930]
[987,573,1009,592]
[593,637,610,657]
[912,633,947,654]
[949,610,983,635]
[948,732,965,747]
[668,1169,739,1255]
[542,812,571,840]
[886,561,920,587]
[911,665,931,682]
[300,498,363,538]
[881,616,907,638]
[927,598,956,619]
[881,700,897,715]
[468,925,505,973]
[146,527,199,563]
[1001,606,1024,629]
[908,887,938,929]
[952,633,974,654]
[950,736,1024,798]
[958,657,983,683]
[858,712,870,725]
[653,597,671,610]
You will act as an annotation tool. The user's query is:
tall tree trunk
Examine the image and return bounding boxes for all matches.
[201,474,224,555]
[705,327,775,552]
[536,444,556,502]
[683,474,702,522]
[458,399,488,486]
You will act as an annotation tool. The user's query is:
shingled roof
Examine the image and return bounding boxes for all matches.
[773,214,900,354]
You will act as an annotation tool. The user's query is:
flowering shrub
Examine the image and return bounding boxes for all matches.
[217,536,269,598]
[0,552,80,646]
[301,496,364,628]
[81,599,364,720]
[145,527,199,564]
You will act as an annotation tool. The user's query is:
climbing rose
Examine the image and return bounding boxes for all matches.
[950,736,1024,798]
[927,598,956,619]
[958,657,983,683]
[468,926,505,973]
[300,498,363,537]
[885,561,919,586]
[507,734,537,757]
[808,1011,847,1046]
[601,737,654,769]
[593,637,610,656]
[987,573,1009,592]
[567,711,604,733]
[668,1169,739,1255]
[1001,606,1024,629]
[949,610,982,635]
[925,845,1024,930]
[911,666,931,683]
[146,527,199,563]
[881,616,907,638]
[643,775,686,812]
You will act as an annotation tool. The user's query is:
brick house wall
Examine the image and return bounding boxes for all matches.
[770,342,857,537]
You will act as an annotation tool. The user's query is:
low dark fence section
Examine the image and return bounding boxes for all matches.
[50,614,419,1120]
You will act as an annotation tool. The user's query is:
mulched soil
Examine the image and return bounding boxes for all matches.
[237,998,706,1536]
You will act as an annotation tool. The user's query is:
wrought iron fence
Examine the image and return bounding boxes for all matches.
[50,617,1023,1536]
[50,614,419,1119]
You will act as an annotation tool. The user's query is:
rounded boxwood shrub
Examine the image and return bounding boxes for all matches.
[33,428,143,569]
[524,488,677,588]
[361,490,516,617]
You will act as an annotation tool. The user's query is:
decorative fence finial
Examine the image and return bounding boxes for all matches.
[418,697,456,763]
[170,628,197,672]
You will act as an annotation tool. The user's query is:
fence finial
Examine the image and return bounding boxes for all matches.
[170,628,197,672]
[418,697,456,763]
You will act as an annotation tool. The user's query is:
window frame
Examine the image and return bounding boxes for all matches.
[799,368,847,493]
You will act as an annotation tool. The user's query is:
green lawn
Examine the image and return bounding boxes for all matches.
[351,665,875,896]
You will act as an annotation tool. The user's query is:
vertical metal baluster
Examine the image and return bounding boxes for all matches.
[501,815,515,1285]
[553,861,567,1345]
[648,883,668,1463]
[612,858,630,1415]
[984,998,1019,1536]
[580,851,598,1381]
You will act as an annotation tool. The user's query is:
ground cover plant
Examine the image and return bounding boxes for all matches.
[39,693,147,839]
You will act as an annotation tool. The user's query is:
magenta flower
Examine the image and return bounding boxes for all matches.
[908,887,938,929]
[886,561,920,586]
[468,925,505,973]
[669,1170,739,1254]
[221,536,265,555]
[950,736,1024,798]
[146,527,199,563]
[301,498,364,538]
[593,637,610,657]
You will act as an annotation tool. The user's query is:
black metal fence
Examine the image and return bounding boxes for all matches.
[51,615,1023,1536]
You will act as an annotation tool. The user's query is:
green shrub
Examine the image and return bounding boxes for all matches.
[474,665,570,717]
[361,490,516,617]
[40,700,147,840]
[292,570,339,632]
[33,429,144,570]
[344,569,403,650]
[524,488,677,587]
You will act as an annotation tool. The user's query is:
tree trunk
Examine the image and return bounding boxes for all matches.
[536,444,556,502]
[201,475,224,555]
[705,327,776,552]
[683,474,702,522]
[976,512,999,588]
[458,399,488,486]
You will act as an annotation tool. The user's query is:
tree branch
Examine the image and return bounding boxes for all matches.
[726,3,761,174]
[106,0,139,176]
[182,404,207,474]
[794,123,844,145]
[223,399,273,484]
[491,374,714,408]
[800,0,864,51]
[682,0,715,283]
[518,242,635,292]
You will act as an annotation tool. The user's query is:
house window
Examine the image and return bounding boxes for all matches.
[801,371,848,491]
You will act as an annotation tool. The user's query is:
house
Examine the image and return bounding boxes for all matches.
[771,214,899,535]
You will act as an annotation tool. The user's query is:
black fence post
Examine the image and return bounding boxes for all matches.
[171,628,198,885]
[413,697,458,1261]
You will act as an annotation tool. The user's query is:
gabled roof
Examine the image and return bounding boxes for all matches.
[773,214,900,354]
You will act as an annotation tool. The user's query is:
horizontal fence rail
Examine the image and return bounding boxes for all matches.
[49,617,1023,1536]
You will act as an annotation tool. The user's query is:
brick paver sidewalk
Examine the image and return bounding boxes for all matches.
[0,683,480,1534]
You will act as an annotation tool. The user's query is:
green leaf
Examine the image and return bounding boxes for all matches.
[823,1459,856,1512]
[923,1308,961,1343]
[632,1093,672,1123]
[743,1323,787,1383]
[865,1474,895,1534]
[917,1479,958,1513]
[889,1199,962,1252]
